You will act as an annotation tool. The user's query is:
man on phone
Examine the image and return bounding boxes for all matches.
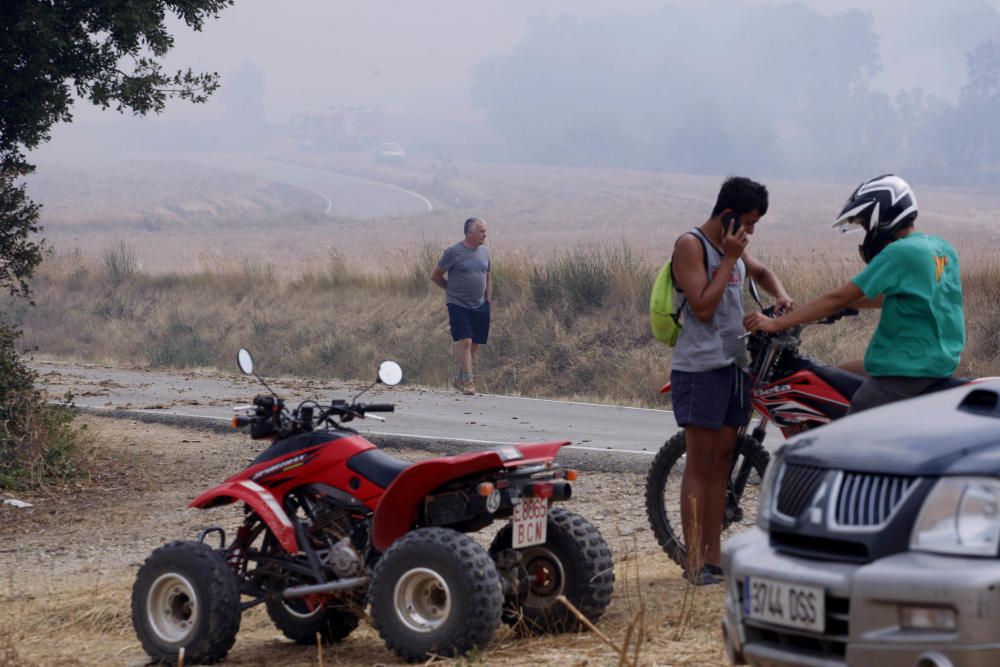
[670,176,795,585]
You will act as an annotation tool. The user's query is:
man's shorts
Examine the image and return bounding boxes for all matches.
[848,375,939,415]
[670,364,751,430]
[447,301,490,344]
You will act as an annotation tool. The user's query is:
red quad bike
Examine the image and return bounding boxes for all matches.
[131,349,614,664]
[645,282,983,568]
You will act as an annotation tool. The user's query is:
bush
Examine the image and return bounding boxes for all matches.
[102,240,138,285]
[0,323,87,490]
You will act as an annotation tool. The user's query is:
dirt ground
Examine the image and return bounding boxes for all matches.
[0,415,730,667]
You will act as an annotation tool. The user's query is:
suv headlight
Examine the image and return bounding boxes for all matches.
[910,477,1000,556]
[756,446,786,532]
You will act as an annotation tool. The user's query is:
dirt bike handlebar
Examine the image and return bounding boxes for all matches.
[358,403,395,413]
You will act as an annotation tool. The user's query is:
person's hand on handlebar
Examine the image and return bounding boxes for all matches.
[743,312,781,334]
[774,296,797,314]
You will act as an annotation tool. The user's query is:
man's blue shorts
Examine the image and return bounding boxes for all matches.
[671,364,751,430]
[447,301,490,344]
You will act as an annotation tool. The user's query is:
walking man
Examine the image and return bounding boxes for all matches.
[431,217,492,395]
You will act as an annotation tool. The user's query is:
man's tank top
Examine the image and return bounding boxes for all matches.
[670,228,748,372]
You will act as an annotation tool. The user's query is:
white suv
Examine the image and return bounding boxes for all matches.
[723,381,1000,667]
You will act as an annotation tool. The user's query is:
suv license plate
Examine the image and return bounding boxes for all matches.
[513,497,548,548]
[743,576,825,633]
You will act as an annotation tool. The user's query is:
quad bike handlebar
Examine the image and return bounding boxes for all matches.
[231,348,401,439]
[233,393,396,439]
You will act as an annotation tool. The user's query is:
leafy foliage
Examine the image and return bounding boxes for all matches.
[0,0,232,166]
[0,0,233,487]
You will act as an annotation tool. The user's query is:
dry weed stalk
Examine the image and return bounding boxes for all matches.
[673,496,703,640]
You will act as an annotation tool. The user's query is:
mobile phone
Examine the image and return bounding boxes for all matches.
[722,212,741,234]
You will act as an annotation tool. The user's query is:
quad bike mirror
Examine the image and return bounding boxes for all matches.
[237,348,254,375]
[378,361,403,386]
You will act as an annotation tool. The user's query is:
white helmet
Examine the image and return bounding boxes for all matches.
[833,174,918,263]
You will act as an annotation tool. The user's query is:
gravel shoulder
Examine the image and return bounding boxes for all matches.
[0,414,727,666]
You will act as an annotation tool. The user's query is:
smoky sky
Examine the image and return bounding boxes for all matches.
[43,0,1000,183]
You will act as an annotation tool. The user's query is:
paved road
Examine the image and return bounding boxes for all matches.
[35,361,783,471]
[193,154,432,218]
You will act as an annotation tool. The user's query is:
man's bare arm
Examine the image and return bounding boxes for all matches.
[849,294,884,309]
[430,266,447,289]
[742,252,792,305]
[673,233,740,322]
[752,282,863,331]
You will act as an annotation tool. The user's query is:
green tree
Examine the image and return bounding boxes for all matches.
[0,0,233,488]
[1,0,232,290]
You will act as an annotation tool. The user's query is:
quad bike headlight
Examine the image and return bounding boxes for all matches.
[910,477,1000,556]
[756,447,787,532]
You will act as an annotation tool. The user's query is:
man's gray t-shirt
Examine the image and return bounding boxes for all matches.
[437,242,490,309]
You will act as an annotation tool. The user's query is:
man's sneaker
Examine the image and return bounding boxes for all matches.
[453,379,475,395]
[682,565,722,586]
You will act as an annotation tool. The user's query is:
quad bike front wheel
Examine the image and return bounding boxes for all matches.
[370,527,503,663]
[490,507,615,634]
[645,431,770,568]
[131,541,241,665]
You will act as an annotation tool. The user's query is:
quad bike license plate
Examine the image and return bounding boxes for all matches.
[513,497,548,548]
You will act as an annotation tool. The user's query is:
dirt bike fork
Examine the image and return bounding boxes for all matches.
[725,414,769,524]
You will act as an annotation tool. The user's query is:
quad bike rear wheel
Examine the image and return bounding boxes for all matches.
[266,596,361,645]
[370,527,503,663]
[131,541,240,665]
[490,507,614,634]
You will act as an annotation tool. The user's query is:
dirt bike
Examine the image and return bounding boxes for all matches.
[131,349,614,665]
[645,284,976,568]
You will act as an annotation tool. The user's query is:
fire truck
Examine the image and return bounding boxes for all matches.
[290,108,384,151]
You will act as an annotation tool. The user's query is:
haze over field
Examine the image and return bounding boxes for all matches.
[33,0,1000,186]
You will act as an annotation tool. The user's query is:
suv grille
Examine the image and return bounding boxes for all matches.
[834,472,917,527]
[775,464,826,519]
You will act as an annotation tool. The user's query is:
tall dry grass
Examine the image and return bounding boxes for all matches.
[12,240,1000,405]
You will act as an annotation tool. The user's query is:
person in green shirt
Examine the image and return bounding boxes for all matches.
[744,174,965,414]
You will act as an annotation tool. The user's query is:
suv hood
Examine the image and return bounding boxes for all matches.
[782,380,1000,477]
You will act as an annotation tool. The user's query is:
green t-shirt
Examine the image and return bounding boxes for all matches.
[851,232,965,377]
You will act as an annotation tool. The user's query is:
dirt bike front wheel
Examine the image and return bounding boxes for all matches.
[644,431,770,568]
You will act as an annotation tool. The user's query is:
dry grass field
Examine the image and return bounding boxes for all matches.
[13,151,1000,402]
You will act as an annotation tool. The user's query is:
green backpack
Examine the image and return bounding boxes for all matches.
[649,232,709,346]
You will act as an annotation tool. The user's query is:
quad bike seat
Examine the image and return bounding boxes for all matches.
[812,366,866,401]
[347,449,411,489]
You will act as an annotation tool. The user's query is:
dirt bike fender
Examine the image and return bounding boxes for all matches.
[371,441,569,552]
[503,441,568,465]
[189,480,298,554]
